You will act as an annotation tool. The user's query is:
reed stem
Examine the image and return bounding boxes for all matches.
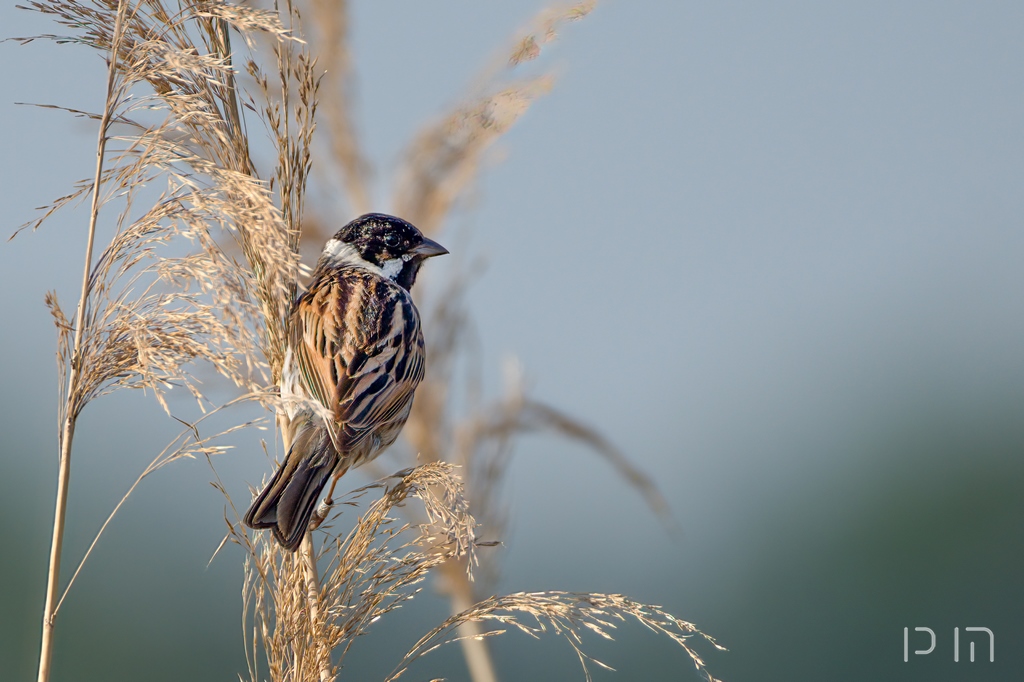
[299,532,331,682]
[36,4,125,680]
[449,576,499,682]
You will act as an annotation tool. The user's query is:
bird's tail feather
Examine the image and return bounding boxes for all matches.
[243,423,339,551]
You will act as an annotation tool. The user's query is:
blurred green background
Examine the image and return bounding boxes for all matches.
[2,1,1023,680]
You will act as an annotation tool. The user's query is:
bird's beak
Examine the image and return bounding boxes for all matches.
[410,236,449,258]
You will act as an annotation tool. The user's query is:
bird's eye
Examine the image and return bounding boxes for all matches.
[384,233,401,248]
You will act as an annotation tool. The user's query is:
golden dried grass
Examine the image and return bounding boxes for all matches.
[229,462,478,682]
[20,0,722,681]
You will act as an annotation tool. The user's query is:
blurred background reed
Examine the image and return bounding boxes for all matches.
[2,1,1024,681]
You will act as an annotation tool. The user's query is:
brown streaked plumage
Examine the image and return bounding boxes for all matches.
[244,213,447,550]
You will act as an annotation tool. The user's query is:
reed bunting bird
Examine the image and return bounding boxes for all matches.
[244,213,448,550]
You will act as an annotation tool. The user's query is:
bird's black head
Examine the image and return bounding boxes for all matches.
[322,213,448,289]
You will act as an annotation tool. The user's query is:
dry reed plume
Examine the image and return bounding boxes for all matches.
[18,0,723,680]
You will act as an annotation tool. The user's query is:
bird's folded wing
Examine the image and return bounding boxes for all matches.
[291,277,425,451]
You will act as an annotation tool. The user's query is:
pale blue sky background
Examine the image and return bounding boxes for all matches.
[2,2,1024,681]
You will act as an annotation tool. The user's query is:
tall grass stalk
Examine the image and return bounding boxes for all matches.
[18,0,300,678]
[36,6,127,679]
